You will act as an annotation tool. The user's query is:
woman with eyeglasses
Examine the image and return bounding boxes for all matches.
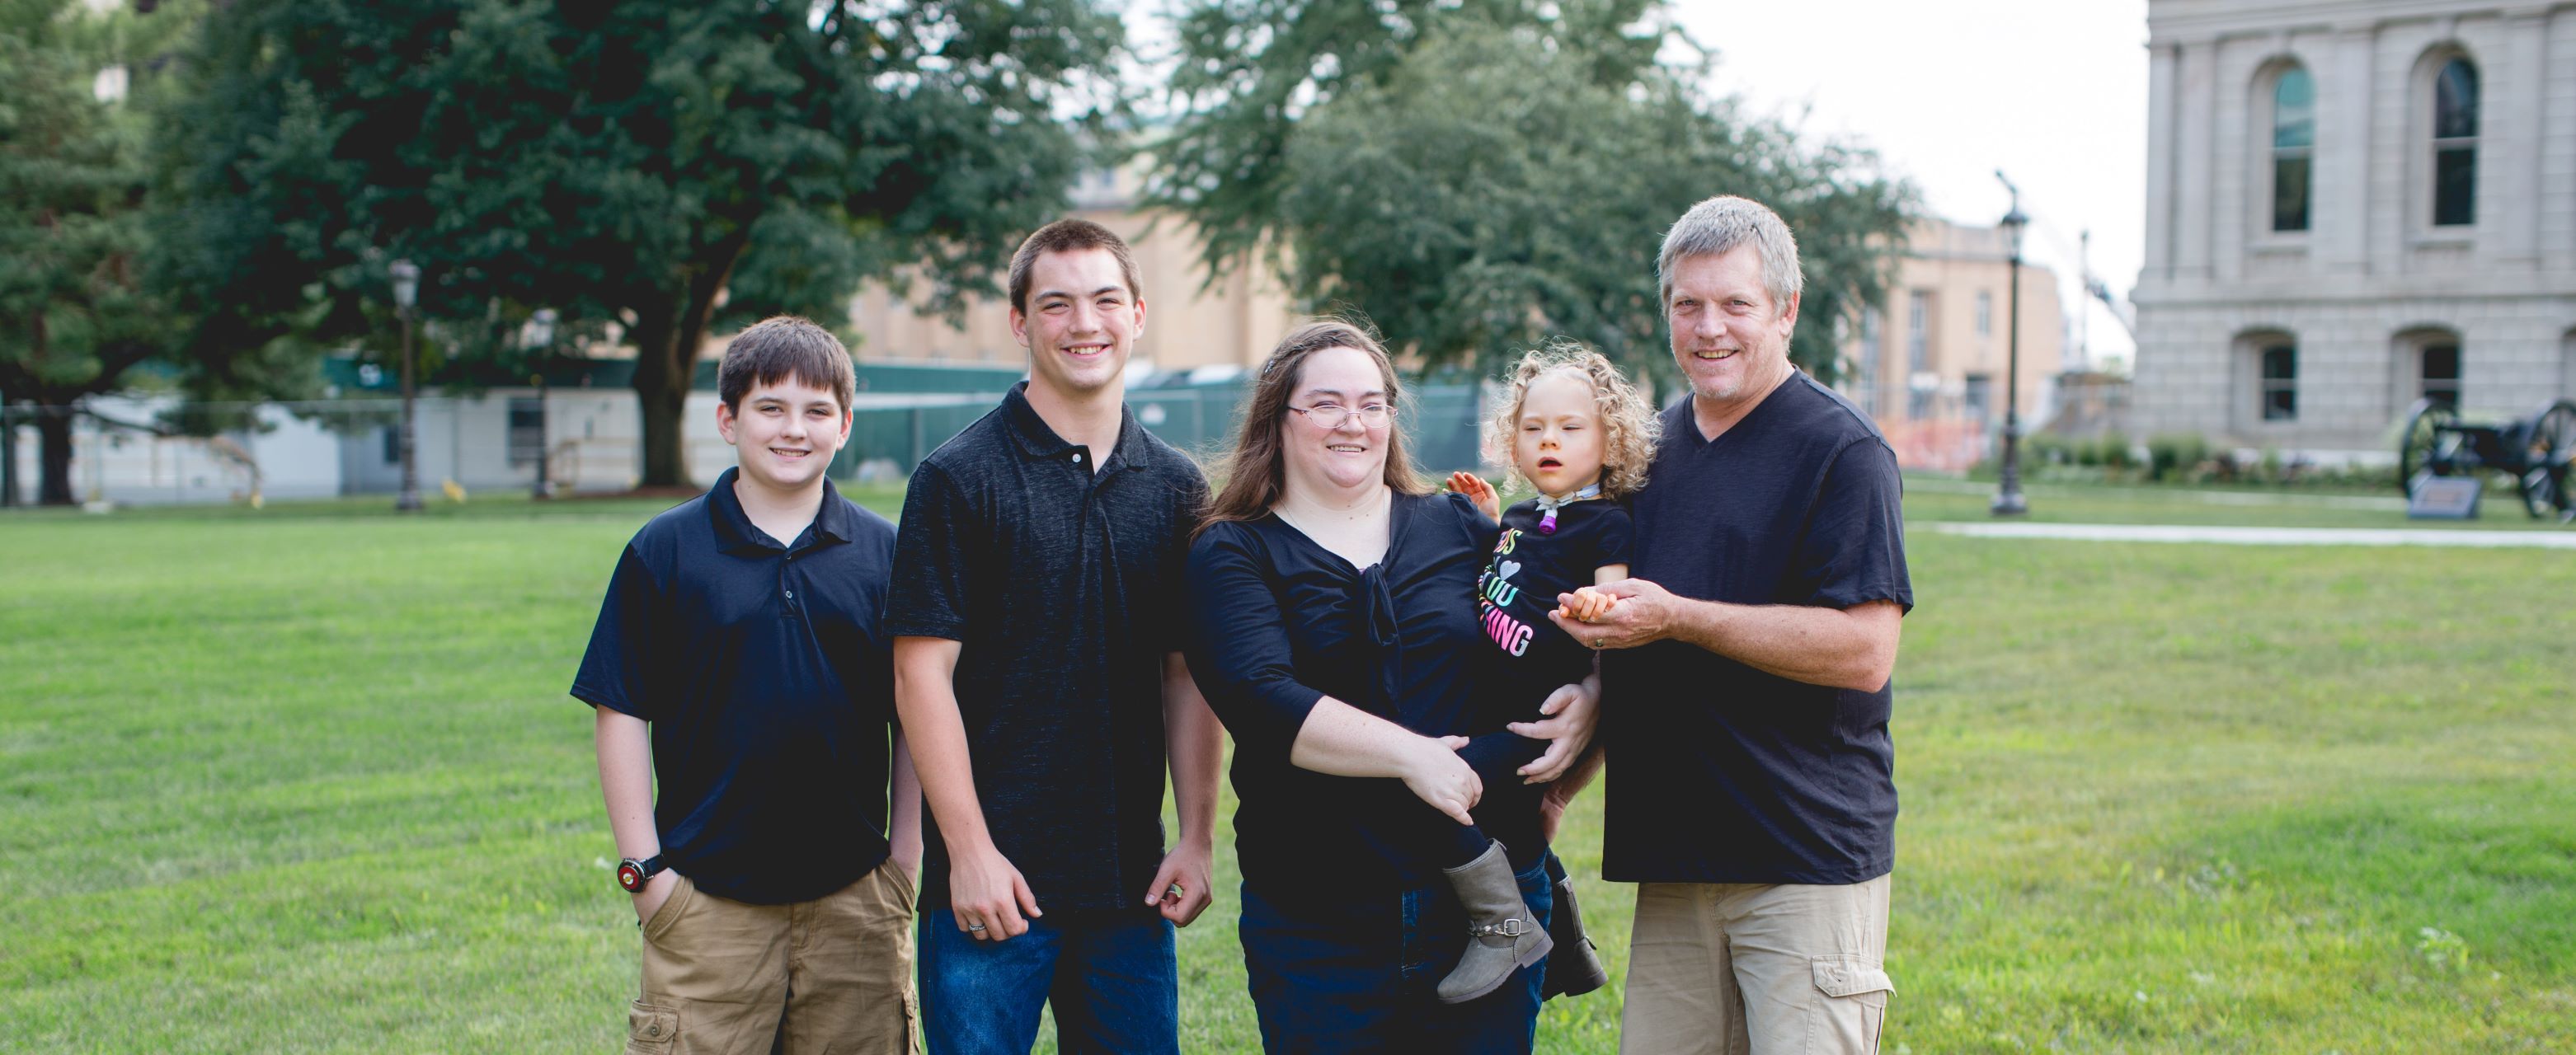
[1183,319,1601,1052]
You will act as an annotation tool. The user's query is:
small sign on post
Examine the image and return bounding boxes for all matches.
[2406,472,2481,519]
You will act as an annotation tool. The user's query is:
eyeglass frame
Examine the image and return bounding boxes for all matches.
[1286,401,1395,430]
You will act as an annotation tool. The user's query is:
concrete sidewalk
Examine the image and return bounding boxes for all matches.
[1928,521,2576,549]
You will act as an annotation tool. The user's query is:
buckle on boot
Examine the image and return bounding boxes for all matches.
[1472,917,1528,938]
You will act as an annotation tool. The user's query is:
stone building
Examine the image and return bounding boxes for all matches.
[1841,218,2065,471]
[2132,0,2576,459]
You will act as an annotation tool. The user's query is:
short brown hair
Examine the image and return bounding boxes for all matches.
[1197,318,1432,537]
[717,316,855,412]
[1008,218,1143,315]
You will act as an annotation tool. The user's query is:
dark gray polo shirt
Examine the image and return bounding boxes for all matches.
[887,382,1208,913]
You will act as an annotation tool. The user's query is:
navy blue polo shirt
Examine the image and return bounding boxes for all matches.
[1603,374,1912,886]
[571,467,900,905]
[887,382,1208,914]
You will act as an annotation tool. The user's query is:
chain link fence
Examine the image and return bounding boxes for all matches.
[2,379,1495,507]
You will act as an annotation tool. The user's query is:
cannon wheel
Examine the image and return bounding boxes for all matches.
[2396,398,2459,497]
[2516,400,2576,522]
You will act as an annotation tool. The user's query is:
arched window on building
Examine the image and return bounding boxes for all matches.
[2431,58,2479,227]
[2234,330,2298,428]
[2270,66,2315,232]
[2394,327,2465,414]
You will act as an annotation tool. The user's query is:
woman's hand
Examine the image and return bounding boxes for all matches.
[1510,674,1600,783]
[1400,734,1482,825]
[1445,471,1502,523]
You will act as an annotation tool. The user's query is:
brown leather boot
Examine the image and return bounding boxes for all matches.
[1436,842,1554,1004]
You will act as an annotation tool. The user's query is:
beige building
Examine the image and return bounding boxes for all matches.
[1840,218,2066,470]
[842,168,1301,373]
[2131,0,2576,457]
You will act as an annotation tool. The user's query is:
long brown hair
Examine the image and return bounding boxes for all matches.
[1197,318,1433,537]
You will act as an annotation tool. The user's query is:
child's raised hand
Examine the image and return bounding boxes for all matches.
[1445,471,1500,522]
[1555,586,1619,626]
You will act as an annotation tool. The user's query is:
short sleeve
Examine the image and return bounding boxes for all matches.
[885,463,975,640]
[1595,507,1636,570]
[1799,438,1913,613]
[1182,525,1327,767]
[1156,467,1214,654]
[569,543,670,720]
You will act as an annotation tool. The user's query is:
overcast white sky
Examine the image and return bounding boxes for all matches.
[1674,0,2151,365]
[1131,0,2153,363]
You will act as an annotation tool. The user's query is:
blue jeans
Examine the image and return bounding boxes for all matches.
[1239,855,1554,1053]
[915,907,1178,1054]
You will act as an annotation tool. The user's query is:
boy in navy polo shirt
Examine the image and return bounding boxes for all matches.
[573,316,922,1054]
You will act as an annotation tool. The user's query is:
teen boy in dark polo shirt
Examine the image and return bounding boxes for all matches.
[1549,197,1910,1055]
[889,218,1220,1054]
[573,317,922,1053]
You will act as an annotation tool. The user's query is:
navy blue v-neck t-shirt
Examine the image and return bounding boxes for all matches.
[1602,373,1912,886]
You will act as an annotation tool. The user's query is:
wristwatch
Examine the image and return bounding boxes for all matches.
[617,855,668,893]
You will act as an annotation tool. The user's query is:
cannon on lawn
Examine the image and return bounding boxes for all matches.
[2396,397,2576,522]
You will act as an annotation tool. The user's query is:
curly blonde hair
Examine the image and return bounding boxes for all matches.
[1482,341,1661,500]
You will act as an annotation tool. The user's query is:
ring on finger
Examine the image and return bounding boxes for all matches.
[966,921,987,933]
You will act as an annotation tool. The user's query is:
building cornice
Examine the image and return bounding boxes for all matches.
[2146,0,2570,46]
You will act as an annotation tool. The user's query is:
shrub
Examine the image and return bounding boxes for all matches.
[2146,433,2207,481]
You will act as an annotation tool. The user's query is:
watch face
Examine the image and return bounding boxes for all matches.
[618,860,644,893]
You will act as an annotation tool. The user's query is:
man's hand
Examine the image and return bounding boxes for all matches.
[1537,787,1571,844]
[631,868,679,926]
[948,844,1042,940]
[1446,471,1502,523]
[1548,577,1679,651]
[1401,734,1482,825]
[1143,841,1216,926]
[1510,676,1600,783]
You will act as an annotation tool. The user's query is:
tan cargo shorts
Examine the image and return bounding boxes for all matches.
[1619,874,1894,1055]
[624,859,919,1055]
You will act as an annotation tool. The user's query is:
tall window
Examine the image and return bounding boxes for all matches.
[2420,343,2461,409]
[2432,58,2478,227]
[1855,307,1883,415]
[2271,67,2315,232]
[1906,292,1931,373]
[508,397,544,469]
[2260,344,2297,421]
[1963,373,1993,423]
[1975,291,1992,337]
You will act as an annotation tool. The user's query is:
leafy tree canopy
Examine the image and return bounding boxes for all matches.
[160,0,1126,486]
[0,0,199,503]
[1152,0,1912,386]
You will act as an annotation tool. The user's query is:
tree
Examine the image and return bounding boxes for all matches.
[1153,0,1911,385]
[0,0,195,505]
[161,0,1123,488]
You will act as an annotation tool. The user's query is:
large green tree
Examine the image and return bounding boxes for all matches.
[0,0,195,505]
[161,0,1122,487]
[1153,0,1911,385]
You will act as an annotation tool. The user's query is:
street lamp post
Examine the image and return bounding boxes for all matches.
[390,259,422,513]
[1991,176,2030,517]
[528,308,557,500]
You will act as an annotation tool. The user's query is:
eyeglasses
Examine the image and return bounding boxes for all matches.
[1288,402,1394,429]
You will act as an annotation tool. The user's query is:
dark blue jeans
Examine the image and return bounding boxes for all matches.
[915,908,1178,1054]
[1239,855,1554,1053]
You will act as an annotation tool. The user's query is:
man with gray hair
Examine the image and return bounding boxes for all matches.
[1544,195,1911,1053]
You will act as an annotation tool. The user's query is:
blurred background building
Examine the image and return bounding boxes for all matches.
[1840,218,2066,471]
[2130,0,2576,462]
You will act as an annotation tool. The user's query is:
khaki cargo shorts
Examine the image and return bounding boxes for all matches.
[625,859,919,1054]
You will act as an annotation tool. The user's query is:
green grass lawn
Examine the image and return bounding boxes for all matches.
[2,483,2571,1052]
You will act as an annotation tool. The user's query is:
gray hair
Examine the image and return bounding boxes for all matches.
[1657,195,1803,309]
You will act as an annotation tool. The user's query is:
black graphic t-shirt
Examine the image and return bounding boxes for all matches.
[1473,498,1634,707]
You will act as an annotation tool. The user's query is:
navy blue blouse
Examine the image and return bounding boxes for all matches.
[1187,491,1545,901]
